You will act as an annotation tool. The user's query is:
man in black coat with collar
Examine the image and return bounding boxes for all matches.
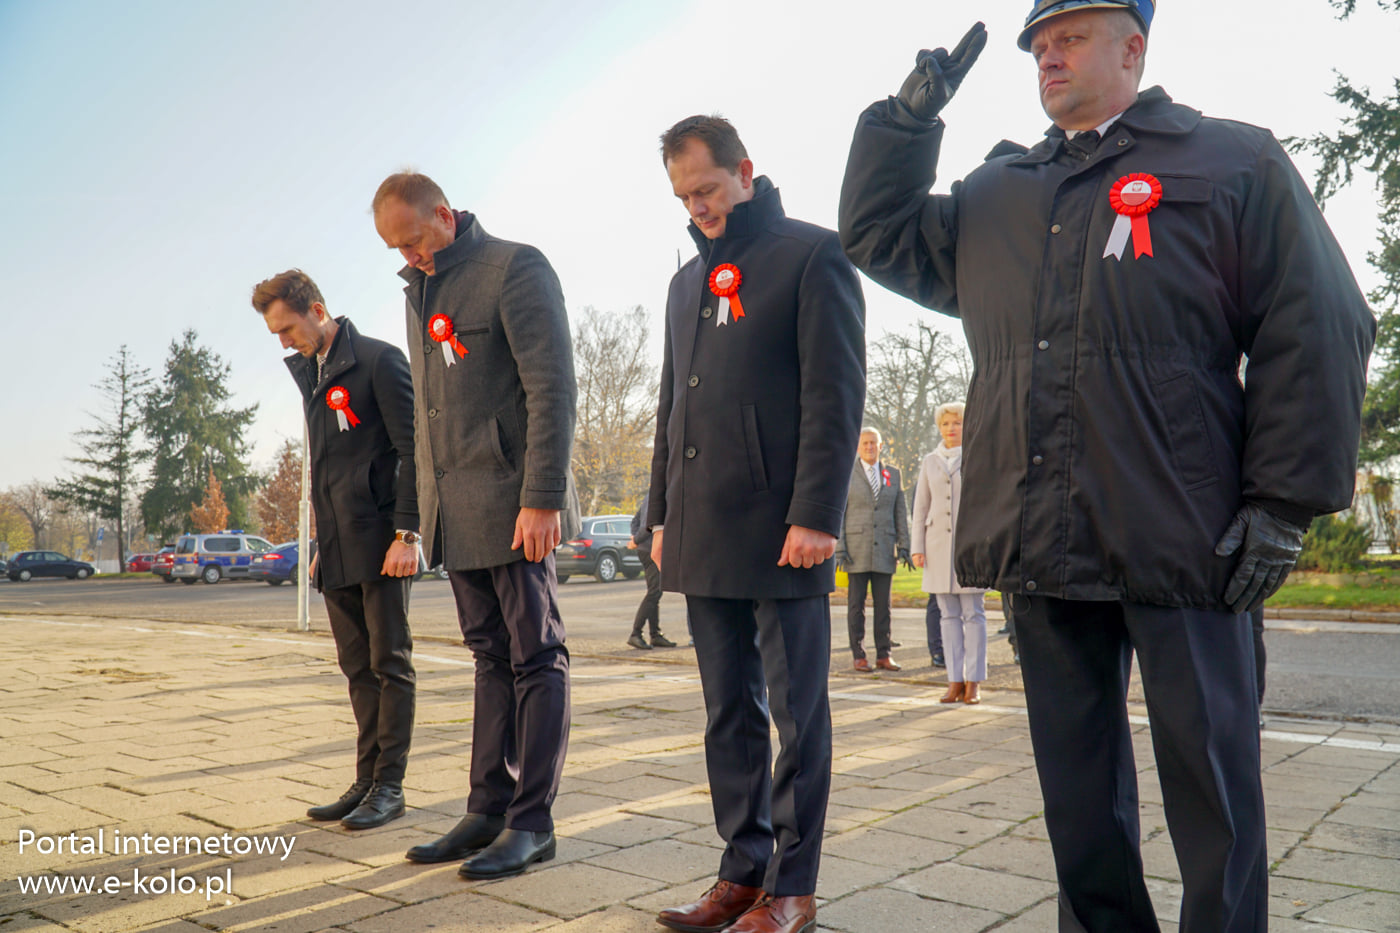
[649,116,865,933]
[254,269,419,831]
[838,3,1374,930]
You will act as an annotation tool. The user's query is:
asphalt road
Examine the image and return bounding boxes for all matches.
[2,575,1397,723]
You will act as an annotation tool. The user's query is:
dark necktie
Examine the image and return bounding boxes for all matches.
[1064,129,1101,161]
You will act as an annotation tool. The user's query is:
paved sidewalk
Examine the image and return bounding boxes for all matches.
[1,613,1397,932]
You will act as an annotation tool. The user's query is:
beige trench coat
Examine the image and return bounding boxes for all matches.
[911,446,981,595]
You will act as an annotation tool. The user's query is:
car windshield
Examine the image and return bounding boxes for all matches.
[176,538,196,554]
[247,538,273,553]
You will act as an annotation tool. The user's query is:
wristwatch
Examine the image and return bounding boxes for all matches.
[395,530,421,545]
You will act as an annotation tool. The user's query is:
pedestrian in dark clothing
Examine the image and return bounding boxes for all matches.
[925,595,944,667]
[374,172,580,882]
[649,115,865,933]
[839,3,1374,930]
[628,493,675,649]
[254,269,419,832]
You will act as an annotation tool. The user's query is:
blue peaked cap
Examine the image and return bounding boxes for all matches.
[1018,0,1154,51]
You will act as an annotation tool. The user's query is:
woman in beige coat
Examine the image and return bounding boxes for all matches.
[911,402,986,704]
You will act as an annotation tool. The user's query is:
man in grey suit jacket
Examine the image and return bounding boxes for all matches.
[837,428,910,672]
[373,172,579,881]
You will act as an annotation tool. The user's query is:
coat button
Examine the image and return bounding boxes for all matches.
[1026,580,1038,591]
[688,375,700,388]
[1038,339,1050,350]
[434,469,444,478]
[684,446,697,459]
[1032,455,1044,465]
[701,306,714,319]
[1050,223,1062,234]
[1117,138,1128,147]
[428,408,438,418]
[425,343,434,354]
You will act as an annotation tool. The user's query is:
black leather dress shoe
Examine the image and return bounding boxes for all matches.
[405,813,505,863]
[307,778,371,821]
[340,782,405,830]
[458,829,556,879]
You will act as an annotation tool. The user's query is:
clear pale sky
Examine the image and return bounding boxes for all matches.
[1,0,1395,491]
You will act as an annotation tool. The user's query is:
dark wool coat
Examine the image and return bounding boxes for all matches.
[286,318,418,590]
[837,461,909,576]
[648,177,866,599]
[401,211,580,571]
[840,87,1375,610]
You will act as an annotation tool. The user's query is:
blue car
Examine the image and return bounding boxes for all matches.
[248,541,307,586]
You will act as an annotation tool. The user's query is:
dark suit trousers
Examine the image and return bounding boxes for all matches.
[448,555,570,832]
[1014,596,1266,933]
[924,594,943,656]
[845,571,893,660]
[631,550,663,638]
[321,578,416,785]
[688,594,832,896]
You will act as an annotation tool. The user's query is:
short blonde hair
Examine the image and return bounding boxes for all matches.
[933,401,965,427]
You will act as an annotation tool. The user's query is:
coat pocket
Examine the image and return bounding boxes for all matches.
[741,404,769,492]
[489,414,516,473]
[1152,371,1218,490]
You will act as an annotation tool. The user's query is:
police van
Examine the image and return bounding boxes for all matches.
[171,531,277,584]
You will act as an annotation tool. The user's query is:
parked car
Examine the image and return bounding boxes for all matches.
[151,546,176,582]
[554,515,644,583]
[7,550,97,582]
[126,553,157,573]
[171,531,277,584]
[248,540,309,585]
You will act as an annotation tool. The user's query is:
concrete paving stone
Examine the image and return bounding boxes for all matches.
[343,890,557,932]
[891,860,1057,913]
[625,792,715,826]
[1274,845,1400,893]
[187,886,399,932]
[0,914,82,931]
[536,904,661,932]
[668,825,724,849]
[823,803,899,828]
[1268,918,1380,933]
[1268,805,1334,833]
[910,755,1018,780]
[560,813,694,848]
[470,862,665,919]
[1301,889,1400,931]
[1266,875,1364,917]
[1327,801,1400,832]
[826,784,937,813]
[874,806,1016,847]
[831,755,919,781]
[927,789,1045,824]
[194,778,326,806]
[818,885,1003,933]
[1349,789,1400,813]
[548,791,638,824]
[1141,836,1184,882]
[556,760,655,786]
[181,798,309,831]
[811,853,903,900]
[25,879,220,933]
[576,774,697,803]
[821,827,957,871]
[983,896,1059,932]
[296,825,435,867]
[214,848,359,900]
[1267,760,1391,787]
[582,838,717,884]
[54,724,155,744]
[1,804,112,838]
[1305,822,1400,859]
[331,859,493,905]
[6,768,132,795]
[957,834,1059,883]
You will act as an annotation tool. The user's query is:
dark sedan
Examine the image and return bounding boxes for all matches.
[248,541,306,585]
[554,515,644,583]
[7,550,97,581]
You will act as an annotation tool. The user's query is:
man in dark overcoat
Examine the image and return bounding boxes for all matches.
[838,3,1375,930]
[648,116,865,933]
[836,427,909,672]
[254,269,419,831]
[372,172,579,880]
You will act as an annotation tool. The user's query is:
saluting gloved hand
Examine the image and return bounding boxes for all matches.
[898,547,914,572]
[892,22,988,129]
[1213,502,1308,614]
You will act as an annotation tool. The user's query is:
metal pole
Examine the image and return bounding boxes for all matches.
[297,420,311,632]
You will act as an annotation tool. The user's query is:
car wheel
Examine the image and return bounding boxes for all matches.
[180,578,198,585]
[267,578,284,586]
[161,576,176,584]
[595,553,619,583]
[201,564,222,584]
[289,565,298,585]
[18,570,32,582]
[622,568,642,580]
[75,568,91,580]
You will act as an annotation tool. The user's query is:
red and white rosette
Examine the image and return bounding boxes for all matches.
[1103,172,1163,260]
[326,386,360,432]
[708,263,746,326]
[882,468,891,488]
[428,313,468,367]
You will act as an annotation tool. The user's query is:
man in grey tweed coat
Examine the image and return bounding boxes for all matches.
[836,428,910,671]
[373,172,579,881]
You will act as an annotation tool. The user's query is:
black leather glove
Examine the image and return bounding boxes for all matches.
[892,22,988,128]
[1213,503,1307,614]
[897,547,913,571]
[835,551,851,572]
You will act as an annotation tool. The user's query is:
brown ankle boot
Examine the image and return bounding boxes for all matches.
[964,682,981,705]
[940,681,965,703]
[658,879,763,932]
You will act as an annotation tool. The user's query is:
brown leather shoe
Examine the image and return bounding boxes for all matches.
[964,682,981,705]
[853,658,872,672]
[876,657,901,671]
[729,894,817,933]
[940,681,965,703]
[657,880,764,932]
